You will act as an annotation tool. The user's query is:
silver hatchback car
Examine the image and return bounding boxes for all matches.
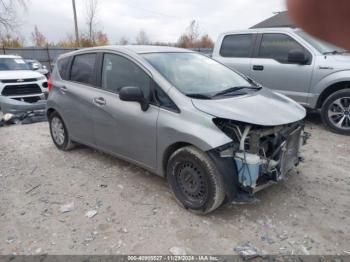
[47,46,308,214]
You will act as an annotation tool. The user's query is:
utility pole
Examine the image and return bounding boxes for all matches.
[72,0,80,47]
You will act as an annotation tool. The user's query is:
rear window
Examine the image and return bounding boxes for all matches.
[220,34,254,58]
[57,57,70,80]
[70,53,97,85]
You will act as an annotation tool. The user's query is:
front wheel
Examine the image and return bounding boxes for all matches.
[321,89,350,135]
[167,146,225,214]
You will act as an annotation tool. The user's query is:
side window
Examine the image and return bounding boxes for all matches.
[57,57,70,80]
[102,54,151,98]
[258,34,310,63]
[220,34,254,58]
[70,53,97,85]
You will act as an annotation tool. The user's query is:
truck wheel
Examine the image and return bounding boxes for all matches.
[321,89,350,135]
[167,146,225,214]
[49,112,75,150]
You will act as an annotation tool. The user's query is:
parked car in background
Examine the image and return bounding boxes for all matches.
[47,46,308,214]
[213,27,350,135]
[0,55,48,104]
[25,59,50,79]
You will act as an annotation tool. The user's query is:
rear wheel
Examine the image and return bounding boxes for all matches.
[49,112,75,150]
[167,146,225,214]
[321,89,350,135]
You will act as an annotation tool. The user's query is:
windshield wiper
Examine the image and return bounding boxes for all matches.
[187,93,213,100]
[213,86,261,98]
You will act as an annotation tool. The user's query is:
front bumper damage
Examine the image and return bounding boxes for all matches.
[0,96,47,126]
[210,119,310,203]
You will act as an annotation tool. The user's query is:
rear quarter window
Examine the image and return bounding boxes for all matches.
[56,57,71,80]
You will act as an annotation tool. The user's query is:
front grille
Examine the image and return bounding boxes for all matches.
[1,84,42,96]
[13,96,41,103]
[1,78,38,84]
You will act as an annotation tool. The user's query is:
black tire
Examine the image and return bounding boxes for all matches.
[49,112,75,151]
[321,89,350,135]
[167,146,225,214]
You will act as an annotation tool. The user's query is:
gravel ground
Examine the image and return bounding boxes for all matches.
[0,113,349,255]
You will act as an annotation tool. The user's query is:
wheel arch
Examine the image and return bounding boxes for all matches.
[161,142,193,178]
[317,81,350,108]
[46,107,57,119]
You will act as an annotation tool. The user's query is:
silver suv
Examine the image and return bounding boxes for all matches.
[213,28,350,135]
[47,46,307,214]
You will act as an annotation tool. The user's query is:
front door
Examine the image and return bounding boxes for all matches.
[250,33,314,104]
[92,53,159,169]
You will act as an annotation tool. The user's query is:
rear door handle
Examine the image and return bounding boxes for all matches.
[253,65,264,71]
[58,85,68,94]
[93,97,106,106]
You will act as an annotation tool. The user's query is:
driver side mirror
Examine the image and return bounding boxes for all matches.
[119,86,149,111]
[288,49,308,65]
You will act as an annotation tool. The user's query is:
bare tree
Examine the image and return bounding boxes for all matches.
[31,25,47,47]
[85,0,99,43]
[0,0,27,35]
[136,30,150,45]
[118,36,129,45]
[187,20,199,44]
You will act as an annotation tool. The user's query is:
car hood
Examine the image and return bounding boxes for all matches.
[0,70,43,80]
[191,88,306,126]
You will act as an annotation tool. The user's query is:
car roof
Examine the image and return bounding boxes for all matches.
[0,55,22,59]
[220,27,298,36]
[60,45,193,59]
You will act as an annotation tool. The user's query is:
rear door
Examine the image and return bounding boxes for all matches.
[92,52,159,169]
[57,53,98,145]
[214,33,256,76]
[250,33,314,104]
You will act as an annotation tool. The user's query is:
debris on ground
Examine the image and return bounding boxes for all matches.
[234,243,263,260]
[6,237,15,244]
[85,210,98,218]
[25,184,41,194]
[261,235,275,245]
[169,246,187,255]
[60,202,75,213]
[118,228,128,233]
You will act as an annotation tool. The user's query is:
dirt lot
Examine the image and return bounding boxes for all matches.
[0,113,349,255]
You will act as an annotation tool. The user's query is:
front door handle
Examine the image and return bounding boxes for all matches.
[93,97,106,106]
[253,65,264,71]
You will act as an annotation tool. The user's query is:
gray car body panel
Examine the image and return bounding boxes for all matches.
[191,87,306,126]
[213,27,350,109]
[47,45,305,177]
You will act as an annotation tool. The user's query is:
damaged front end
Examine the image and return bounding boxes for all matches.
[212,118,310,198]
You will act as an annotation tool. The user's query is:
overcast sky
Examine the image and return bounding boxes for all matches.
[19,0,286,45]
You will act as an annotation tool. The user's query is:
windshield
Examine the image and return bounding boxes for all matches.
[142,52,252,96]
[0,58,30,71]
[296,29,346,54]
